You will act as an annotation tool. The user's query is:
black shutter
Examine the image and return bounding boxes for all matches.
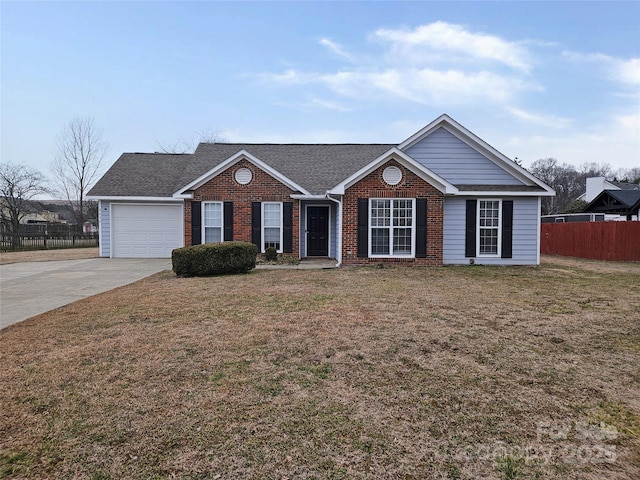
[191,201,202,246]
[283,202,293,253]
[465,199,477,257]
[251,202,261,249]
[415,198,427,258]
[357,198,368,258]
[501,200,513,259]
[223,201,233,241]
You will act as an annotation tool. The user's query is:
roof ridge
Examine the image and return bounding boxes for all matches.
[196,143,397,146]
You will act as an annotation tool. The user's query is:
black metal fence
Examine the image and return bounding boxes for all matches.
[0,224,99,252]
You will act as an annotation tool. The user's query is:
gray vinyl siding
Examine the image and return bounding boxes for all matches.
[98,200,111,258]
[404,127,523,185]
[330,202,338,258]
[443,196,540,265]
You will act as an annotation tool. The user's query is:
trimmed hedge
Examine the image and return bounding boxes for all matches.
[172,241,258,277]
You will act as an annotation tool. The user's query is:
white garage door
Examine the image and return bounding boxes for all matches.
[112,204,183,258]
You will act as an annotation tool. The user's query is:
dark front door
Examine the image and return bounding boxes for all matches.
[307,206,329,256]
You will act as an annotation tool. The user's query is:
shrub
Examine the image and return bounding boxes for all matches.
[172,241,258,277]
[264,246,278,261]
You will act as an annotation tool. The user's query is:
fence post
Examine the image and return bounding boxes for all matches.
[43,230,47,250]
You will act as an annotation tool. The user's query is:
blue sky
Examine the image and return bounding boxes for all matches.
[2,1,639,190]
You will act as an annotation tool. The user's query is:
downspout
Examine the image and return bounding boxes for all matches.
[325,193,342,267]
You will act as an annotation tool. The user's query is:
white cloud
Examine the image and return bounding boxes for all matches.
[374,21,531,72]
[510,112,640,169]
[259,67,534,106]
[255,21,538,108]
[563,50,640,87]
[318,38,352,60]
[617,58,640,86]
[506,106,573,127]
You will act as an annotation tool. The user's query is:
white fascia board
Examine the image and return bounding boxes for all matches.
[290,194,326,200]
[398,114,555,195]
[328,147,458,195]
[452,190,556,197]
[86,196,183,202]
[397,113,453,150]
[173,149,311,196]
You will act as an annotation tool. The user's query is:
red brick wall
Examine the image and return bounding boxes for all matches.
[184,159,299,255]
[342,160,444,266]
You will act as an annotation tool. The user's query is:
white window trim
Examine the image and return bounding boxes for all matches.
[368,198,416,258]
[202,201,224,244]
[262,202,283,253]
[476,198,502,257]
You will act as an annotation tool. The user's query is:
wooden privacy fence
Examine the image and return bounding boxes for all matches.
[541,222,640,261]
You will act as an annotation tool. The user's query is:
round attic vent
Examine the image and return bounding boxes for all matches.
[382,166,402,186]
[235,167,253,185]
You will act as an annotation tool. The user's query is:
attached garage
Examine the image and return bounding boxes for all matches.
[111,204,183,258]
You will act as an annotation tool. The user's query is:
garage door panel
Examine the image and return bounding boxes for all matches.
[112,204,183,258]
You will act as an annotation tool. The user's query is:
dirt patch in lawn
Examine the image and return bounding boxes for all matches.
[0,247,99,265]
[1,261,638,479]
[542,254,640,275]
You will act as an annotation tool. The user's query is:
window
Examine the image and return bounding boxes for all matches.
[370,199,414,256]
[478,200,500,255]
[262,202,282,252]
[203,202,223,243]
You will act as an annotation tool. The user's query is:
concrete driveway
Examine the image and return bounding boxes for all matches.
[0,258,171,329]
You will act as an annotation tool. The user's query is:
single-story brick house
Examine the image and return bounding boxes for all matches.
[88,114,554,266]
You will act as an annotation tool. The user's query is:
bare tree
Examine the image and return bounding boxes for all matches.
[0,162,48,247]
[52,117,110,225]
[155,128,227,154]
[615,166,640,184]
[529,158,609,214]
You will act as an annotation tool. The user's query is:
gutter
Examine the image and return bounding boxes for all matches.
[325,193,343,267]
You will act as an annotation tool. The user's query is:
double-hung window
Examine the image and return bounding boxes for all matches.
[478,200,500,255]
[203,202,223,243]
[370,199,415,257]
[262,202,282,252]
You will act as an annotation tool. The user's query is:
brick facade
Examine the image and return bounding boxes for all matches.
[341,160,444,266]
[183,159,299,255]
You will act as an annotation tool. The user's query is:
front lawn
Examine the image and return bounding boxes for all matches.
[1,258,639,479]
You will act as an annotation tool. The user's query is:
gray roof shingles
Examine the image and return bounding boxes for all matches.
[610,180,640,191]
[89,143,549,198]
[605,189,640,207]
[90,144,396,197]
[187,143,396,195]
[88,153,192,197]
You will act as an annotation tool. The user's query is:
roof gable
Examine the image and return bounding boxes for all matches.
[179,143,395,195]
[174,149,311,197]
[328,148,458,195]
[585,189,640,214]
[398,114,554,194]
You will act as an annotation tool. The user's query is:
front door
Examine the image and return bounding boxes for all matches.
[307,206,329,256]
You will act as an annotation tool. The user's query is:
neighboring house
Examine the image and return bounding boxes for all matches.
[87,114,554,265]
[579,176,640,203]
[583,190,640,221]
[22,210,67,224]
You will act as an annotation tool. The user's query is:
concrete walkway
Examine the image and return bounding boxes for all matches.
[0,258,171,329]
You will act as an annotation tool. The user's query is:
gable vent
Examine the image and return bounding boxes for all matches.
[235,167,253,185]
[382,166,402,186]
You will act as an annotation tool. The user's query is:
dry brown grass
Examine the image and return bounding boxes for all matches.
[1,258,639,479]
[0,248,99,265]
